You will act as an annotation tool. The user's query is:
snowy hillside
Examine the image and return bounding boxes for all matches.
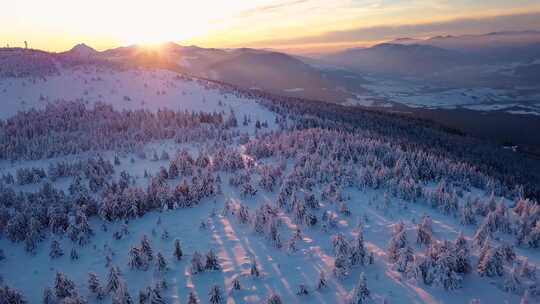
[0,63,539,304]
[0,65,276,126]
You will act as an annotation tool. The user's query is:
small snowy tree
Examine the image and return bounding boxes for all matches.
[317,271,328,290]
[191,251,204,274]
[208,285,223,304]
[88,272,103,298]
[267,292,282,304]
[477,245,504,277]
[296,284,309,296]
[250,260,260,277]
[106,266,123,294]
[173,239,183,261]
[156,252,168,272]
[50,239,64,259]
[231,277,241,290]
[205,249,220,271]
[54,272,76,299]
[350,272,370,304]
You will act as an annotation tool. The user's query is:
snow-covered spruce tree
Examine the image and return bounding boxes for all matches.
[286,237,298,254]
[106,266,123,294]
[503,263,522,294]
[208,285,223,304]
[173,239,183,261]
[395,246,415,273]
[113,282,134,304]
[232,277,241,290]
[350,272,370,304]
[350,229,367,266]
[477,243,504,277]
[149,286,165,304]
[205,249,220,271]
[387,222,407,263]
[138,287,150,304]
[333,251,350,280]
[416,216,433,246]
[454,233,471,274]
[128,246,147,270]
[267,292,282,304]
[296,284,309,296]
[88,272,103,299]
[50,239,64,259]
[140,235,154,261]
[0,284,27,304]
[54,272,76,299]
[236,204,250,224]
[317,271,328,289]
[460,199,477,225]
[70,247,79,260]
[250,259,260,277]
[157,252,168,272]
[472,222,490,249]
[191,251,204,274]
[187,290,199,304]
[431,246,463,290]
[332,233,351,257]
[498,242,516,264]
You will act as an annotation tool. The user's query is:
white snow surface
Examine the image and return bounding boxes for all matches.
[0,66,277,130]
[0,65,537,304]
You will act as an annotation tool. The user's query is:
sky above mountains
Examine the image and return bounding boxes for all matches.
[2,0,540,53]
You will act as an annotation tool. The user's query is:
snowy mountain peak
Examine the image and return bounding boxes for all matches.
[66,43,98,57]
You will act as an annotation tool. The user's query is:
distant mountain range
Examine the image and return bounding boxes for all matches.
[321,31,540,77]
[1,30,539,101]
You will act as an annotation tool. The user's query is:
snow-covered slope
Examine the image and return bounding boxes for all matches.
[0,65,276,128]
[0,64,538,304]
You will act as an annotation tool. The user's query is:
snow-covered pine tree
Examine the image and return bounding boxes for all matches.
[88,272,103,298]
[106,266,123,294]
[156,252,168,272]
[395,246,414,273]
[191,251,204,274]
[416,216,433,246]
[267,292,282,304]
[70,247,79,260]
[388,222,407,263]
[173,239,183,261]
[149,287,165,304]
[250,260,260,277]
[503,263,522,293]
[232,277,241,290]
[50,239,64,259]
[296,284,309,296]
[477,244,504,277]
[187,290,199,304]
[317,271,327,289]
[140,235,154,261]
[350,272,370,304]
[350,230,367,266]
[54,272,76,299]
[208,285,223,304]
[128,246,146,270]
[333,252,350,280]
[205,249,220,271]
[473,222,490,249]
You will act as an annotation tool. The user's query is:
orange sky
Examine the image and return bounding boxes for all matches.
[1,0,540,53]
